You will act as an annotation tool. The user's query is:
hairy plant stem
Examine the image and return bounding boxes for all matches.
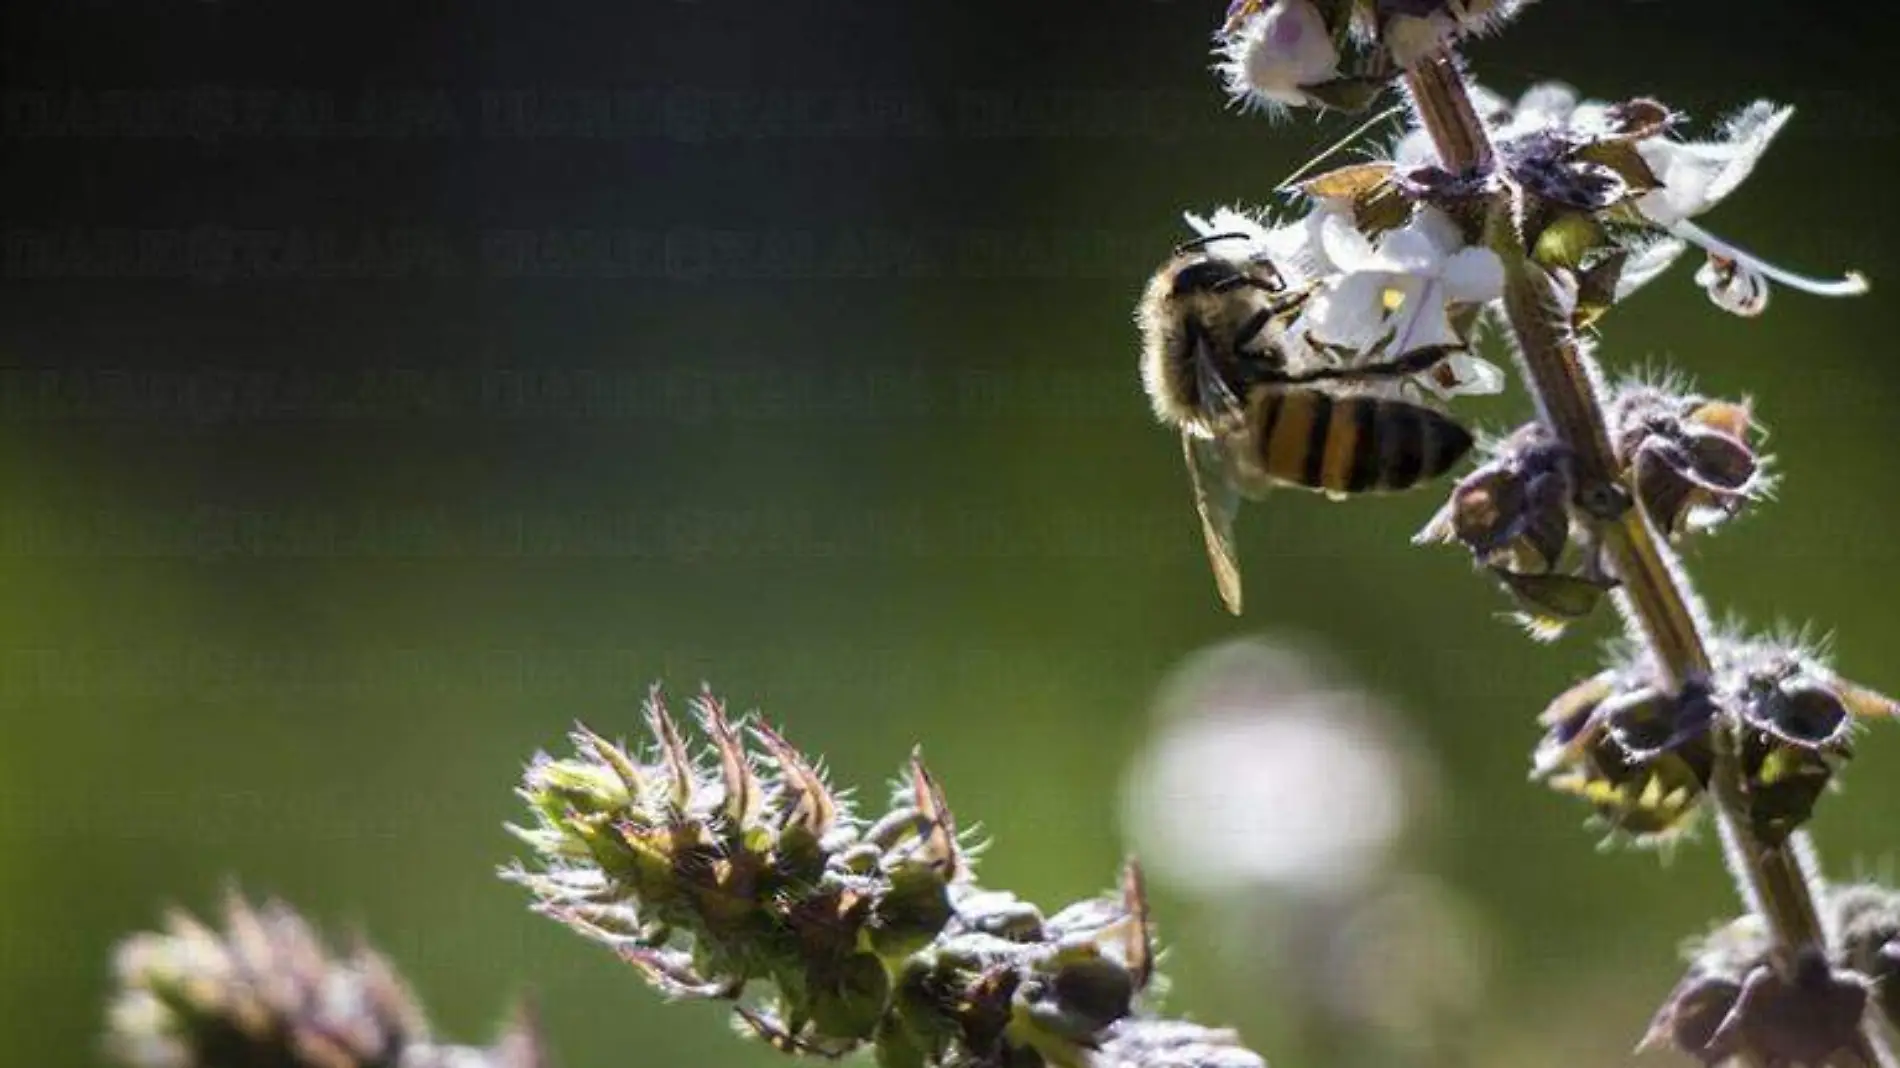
[1402,53,1891,1068]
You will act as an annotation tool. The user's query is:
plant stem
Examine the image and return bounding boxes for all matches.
[1401,52,1887,1068]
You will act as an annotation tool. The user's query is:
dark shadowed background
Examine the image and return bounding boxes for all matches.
[4,1,1899,1065]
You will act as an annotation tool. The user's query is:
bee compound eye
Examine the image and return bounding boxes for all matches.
[1171,259,1242,296]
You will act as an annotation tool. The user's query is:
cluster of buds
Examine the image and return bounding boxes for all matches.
[1420,378,1770,633]
[1218,0,1531,111]
[506,686,1263,1068]
[1531,633,1894,846]
[106,891,542,1068]
[1646,885,1900,1067]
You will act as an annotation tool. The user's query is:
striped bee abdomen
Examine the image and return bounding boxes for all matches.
[1251,389,1473,494]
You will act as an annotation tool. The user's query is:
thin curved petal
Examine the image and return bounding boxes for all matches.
[1615,236,1690,299]
[1635,102,1792,225]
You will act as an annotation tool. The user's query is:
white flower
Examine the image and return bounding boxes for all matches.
[1633,101,1790,228]
[1180,205,1504,396]
[1217,0,1339,112]
[1182,202,1349,287]
[1299,208,1505,394]
[1379,0,1533,69]
[1458,84,1869,310]
[1640,105,1868,308]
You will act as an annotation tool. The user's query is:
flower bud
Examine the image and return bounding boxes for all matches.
[505,690,1257,1068]
[1697,253,1771,316]
[1375,0,1532,68]
[106,892,540,1068]
[1532,667,1712,844]
[1647,944,1868,1067]
[1218,0,1342,111]
[1608,383,1770,538]
[1418,425,1620,637]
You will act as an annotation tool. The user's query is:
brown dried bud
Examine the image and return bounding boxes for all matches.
[1645,918,1872,1068]
[1535,631,1893,846]
[1418,425,1620,637]
[1532,665,1713,843]
[1713,633,1883,844]
[1608,383,1771,538]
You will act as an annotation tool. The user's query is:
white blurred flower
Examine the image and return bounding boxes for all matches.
[1217,0,1340,112]
[1121,638,1433,895]
[1301,207,1504,387]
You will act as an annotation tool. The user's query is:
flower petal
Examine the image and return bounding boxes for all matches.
[1317,210,1384,273]
[1439,247,1505,303]
[1614,236,1690,300]
[1634,102,1792,225]
[1301,273,1388,351]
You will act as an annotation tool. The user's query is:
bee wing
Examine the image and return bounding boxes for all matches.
[1182,430,1254,615]
[1192,333,1248,427]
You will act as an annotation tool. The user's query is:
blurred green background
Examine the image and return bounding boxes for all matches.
[4,1,1899,1065]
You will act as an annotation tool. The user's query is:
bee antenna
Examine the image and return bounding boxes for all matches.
[1173,231,1254,255]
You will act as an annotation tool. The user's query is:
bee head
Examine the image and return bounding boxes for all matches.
[1170,257,1248,297]
[1167,235,1285,298]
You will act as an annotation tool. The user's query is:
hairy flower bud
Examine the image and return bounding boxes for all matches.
[1645,887,1900,1067]
[1417,425,1614,637]
[1219,0,1342,111]
[1375,0,1531,67]
[1608,382,1770,538]
[1534,634,1894,847]
[106,892,541,1068]
[1532,667,1713,843]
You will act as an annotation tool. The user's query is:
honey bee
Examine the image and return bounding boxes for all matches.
[1136,238,1475,613]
